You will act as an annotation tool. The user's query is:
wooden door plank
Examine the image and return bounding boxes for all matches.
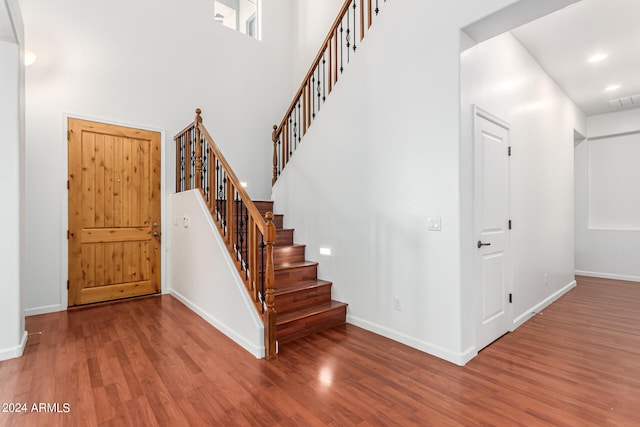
[123,138,132,227]
[95,133,105,227]
[81,227,151,243]
[114,137,123,227]
[104,135,115,227]
[82,132,96,228]
[130,139,141,227]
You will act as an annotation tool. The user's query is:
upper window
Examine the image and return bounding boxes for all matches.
[214,0,260,40]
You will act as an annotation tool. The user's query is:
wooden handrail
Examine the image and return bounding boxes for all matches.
[175,109,277,360]
[271,0,386,184]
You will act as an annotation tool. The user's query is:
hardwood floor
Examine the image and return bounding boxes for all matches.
[1,276,639,426]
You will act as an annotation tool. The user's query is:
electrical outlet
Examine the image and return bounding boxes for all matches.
[393,297,401,311]
[544,273,549,287]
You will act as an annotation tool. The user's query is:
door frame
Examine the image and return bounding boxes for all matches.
[472,105,513,350]
[61,113,168,310]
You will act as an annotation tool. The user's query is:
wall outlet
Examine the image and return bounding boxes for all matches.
[544,273,549,287]
[427,217,441,231]
[393,297,401,311]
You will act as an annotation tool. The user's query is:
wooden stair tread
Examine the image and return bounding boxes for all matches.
[273,279,332,295]
[277,300,347,325]
[274,260,318,271]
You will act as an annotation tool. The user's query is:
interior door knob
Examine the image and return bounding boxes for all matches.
[153,232,159,237]
[477,240,491,248]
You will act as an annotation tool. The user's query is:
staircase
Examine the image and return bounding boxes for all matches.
[254,201,347,343]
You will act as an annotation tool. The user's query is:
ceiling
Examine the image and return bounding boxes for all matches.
[511,0,640,116]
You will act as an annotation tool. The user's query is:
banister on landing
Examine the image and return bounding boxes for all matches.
[271,0,389,184]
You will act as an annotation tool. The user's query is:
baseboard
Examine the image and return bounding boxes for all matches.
[0,331,28,362]
[25,304,63,317]
[575,270,640,283]
[169,289,264,359]
[512,280,577,329]
[346,315,475,366]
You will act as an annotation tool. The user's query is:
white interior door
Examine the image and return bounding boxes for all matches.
[474,107,512,351]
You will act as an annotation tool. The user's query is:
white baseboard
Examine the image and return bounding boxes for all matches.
[24,304,63,317]
[169,289,264,359]
[575,270,640,283]
[346,315,475,366]
[512,280,577,329]
[0,331,28,362]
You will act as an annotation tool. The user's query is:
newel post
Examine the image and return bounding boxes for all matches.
[264,212,277,359]
[272,125,278,185]
[194,108,203,190]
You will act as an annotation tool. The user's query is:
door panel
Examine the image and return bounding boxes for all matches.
[68,119,161,306]
[474,108,511,351]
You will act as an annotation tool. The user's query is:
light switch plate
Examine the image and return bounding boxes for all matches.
[427,217,441,231]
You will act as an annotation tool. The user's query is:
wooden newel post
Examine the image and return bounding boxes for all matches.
[195,108,203,190]
[272,125,278,186]
[264,212,277,359]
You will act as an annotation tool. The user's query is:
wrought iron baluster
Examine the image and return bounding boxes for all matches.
[297,100,302,143]
[340,22,344,73]
[179,134,185,192]
[322,52,327,102]
[289,116,293,156]
[311,73,316,119]
[317,66,321,112]
[352,0,357,51]
[375,0,379,15]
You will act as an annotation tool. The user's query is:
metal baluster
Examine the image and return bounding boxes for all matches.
[297,100,302,143]
[180,134,185,192]
[289,116,293,157]
[322,52,327,102]
[311,73,316,119]
[352,0,357,51]
[375,0,379,15]
[340,22,344,73]
[317,66,321,112]
[346,8,351,63]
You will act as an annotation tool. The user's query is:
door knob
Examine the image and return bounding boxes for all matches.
[153,223,159,227]
[477,240,491,248]
[153,232,159,237]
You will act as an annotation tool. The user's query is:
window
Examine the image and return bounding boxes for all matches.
[214,0,260,40]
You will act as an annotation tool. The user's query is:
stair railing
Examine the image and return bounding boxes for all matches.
[271,0,387,184]
[175,109,277,359]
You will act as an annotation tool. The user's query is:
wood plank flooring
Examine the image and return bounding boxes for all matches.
[1,276,639,426]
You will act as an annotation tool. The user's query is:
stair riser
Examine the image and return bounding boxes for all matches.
[275,285,332,313]
[275,229,294,246]
[274,245,305,264]
[277,305,347,343]
[254,201,274,216]
[275,265,317,287]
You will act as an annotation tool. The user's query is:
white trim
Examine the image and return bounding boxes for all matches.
[575,270,640,283]
[25,304,62,317]
[346,315,475,366]
[0,330,27,362]
[512,280,576,329]
[170,289,264,359]
[58,112,167,313]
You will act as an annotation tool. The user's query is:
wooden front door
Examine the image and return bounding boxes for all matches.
[68,118,161,306]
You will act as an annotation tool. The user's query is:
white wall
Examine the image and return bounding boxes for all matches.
[170,191,264,357]
[461,33,585,350]
[272,0,540,365]
[21,0,294,314]
[0,0,27,361]
[575,108,640,281]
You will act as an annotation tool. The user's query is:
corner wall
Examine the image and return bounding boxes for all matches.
[575,108,640,281]
[460,32,585,352]
[0,0,27,361]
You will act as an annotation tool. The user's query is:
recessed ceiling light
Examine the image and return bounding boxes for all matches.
[588,53,608,63]
[605,84,621,92]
